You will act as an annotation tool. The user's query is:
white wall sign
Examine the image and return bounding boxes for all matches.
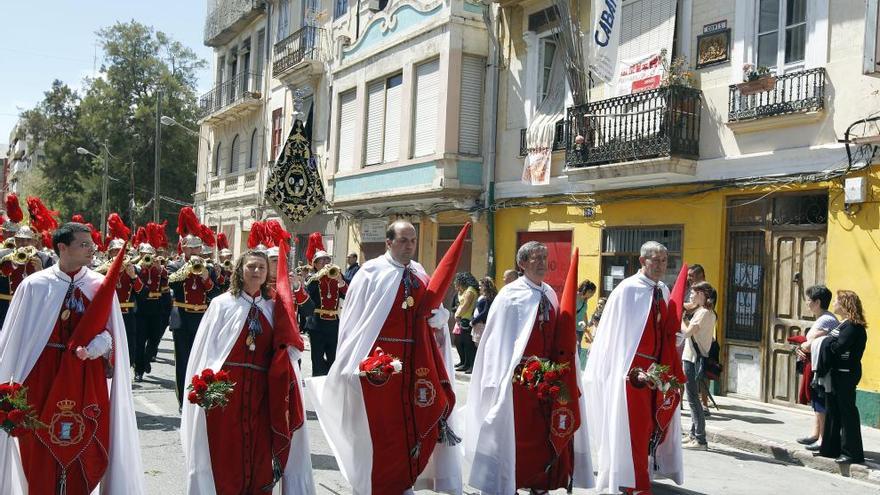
[361,219,387,243]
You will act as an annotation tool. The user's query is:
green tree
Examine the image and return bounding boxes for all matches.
[20,20,206,235]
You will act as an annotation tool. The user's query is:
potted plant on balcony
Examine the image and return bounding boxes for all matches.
[661,55,696,89]
[737,64,776,95]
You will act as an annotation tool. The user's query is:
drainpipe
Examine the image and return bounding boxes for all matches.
[482,2,501,279]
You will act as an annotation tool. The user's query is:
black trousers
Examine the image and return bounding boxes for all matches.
[820,370,865,462]
[121,311,136,365]
[455,323,477,371]
[135,303,165,375]
[309,318,338,377]
[173,310,204,406]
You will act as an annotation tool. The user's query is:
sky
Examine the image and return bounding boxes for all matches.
[1,0,215,146]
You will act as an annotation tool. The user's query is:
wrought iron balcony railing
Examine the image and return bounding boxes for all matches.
[519,119,567,157]
[728,67,826,122]
[565,85,702,168]
[204,0,265,47]
[199,71,263,117]
[272,26,327,77]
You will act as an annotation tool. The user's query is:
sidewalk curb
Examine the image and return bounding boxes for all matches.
[706,426,880,486]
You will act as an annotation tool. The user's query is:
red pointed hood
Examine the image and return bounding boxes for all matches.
[549,248,582,454]
[665,264,689,336]
[5,194,23,223]
[274,241,304,351]
[419,223,471,316]
[69,242,127,346]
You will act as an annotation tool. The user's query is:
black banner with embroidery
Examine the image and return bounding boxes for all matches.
[265,116,326,224]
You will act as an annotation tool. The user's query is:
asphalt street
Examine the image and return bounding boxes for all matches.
[132,332,879,494]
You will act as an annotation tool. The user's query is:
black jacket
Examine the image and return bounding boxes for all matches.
[828,320,867,377]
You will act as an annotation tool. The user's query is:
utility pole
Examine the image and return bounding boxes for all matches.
[100,144,110,237]
[154,89,162,222]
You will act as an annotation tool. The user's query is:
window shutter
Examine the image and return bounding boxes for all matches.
[413,59,440,158]
[230,135,241,173]
[383,76,402,163]
[364,80,386,165]
[337,90,357,172]
[459,55,485,155]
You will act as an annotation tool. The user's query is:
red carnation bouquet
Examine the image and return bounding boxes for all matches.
[358,347,403,383]
[627,362,684,394]
[513,356,571,402]
[0,381,46,436]
[187,369,235,410]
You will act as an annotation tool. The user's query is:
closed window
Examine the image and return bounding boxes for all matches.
[229,134,241,173]
[214,142,222,175]
[756,0,807,69]
[412,59,440,158]
[277,0,290,41]
[333,0,347,19]
[459,55,485,155]
[600,227,683,296]
[271,108,283,162]
[364,74,403,166]
[248,128,259,169]
[337,89,358,172]
[538,38,557,103]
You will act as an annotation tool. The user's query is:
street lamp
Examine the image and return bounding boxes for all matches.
[76,144,111,237]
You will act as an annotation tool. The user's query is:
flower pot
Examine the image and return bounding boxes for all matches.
[736,76,777,96]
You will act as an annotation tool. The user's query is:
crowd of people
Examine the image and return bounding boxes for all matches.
[0,192,870,495]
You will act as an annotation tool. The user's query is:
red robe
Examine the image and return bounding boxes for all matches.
[625,291,666,493]
[19,284,110,495]
[360,274,439,494]
[513,302,575,489]
[206,308,278,494]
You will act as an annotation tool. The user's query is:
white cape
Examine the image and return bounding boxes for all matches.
[0,265,145,495]
[306,252,461,495]
[583,272,684,493]
[465,276,594,494]
[180,292,315,495]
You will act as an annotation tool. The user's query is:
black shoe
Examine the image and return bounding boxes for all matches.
[145,363,152,374]
[835,455,859,464]
[703,408,712,417]
[134,373,143,383]
[455,364,466,371]
[805,442,821,452]
[797,436,819,445]
[464,368,473,374]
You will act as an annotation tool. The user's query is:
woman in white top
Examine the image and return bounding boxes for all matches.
[680,281,717,450]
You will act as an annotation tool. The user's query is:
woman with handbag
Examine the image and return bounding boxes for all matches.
[680,281,717,450]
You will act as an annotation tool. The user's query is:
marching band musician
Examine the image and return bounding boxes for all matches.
[0,226,51,328]
[304,232,346,376]
[133,233,169,383]
[216,232,233,293]
[168,207,221,407]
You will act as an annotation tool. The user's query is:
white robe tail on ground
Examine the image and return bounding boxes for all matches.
[465,276,595,494]
[0,265,145,494]
[582,272,684,494]
[180,292,315,495]
[305,252,462,495]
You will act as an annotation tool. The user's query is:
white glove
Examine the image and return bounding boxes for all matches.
[427,306,450,330]
[85,331,113,359]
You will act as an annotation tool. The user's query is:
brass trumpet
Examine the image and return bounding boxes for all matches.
[7,246,37,266]
[138,254,154,267]
[221,259,233,270]
[2,238,14,249]
[327,265,341,279]
[190,256,206,276]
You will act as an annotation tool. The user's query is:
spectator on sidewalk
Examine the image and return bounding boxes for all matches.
[817,290,868,465]
[682,263,713,415]
[343,252,360,283]
[796,285,838,451]
[576,279,597,365]
[503,268,519,285]
[453,272,479,373]
[470,276,496,346]
[681,281,717,450]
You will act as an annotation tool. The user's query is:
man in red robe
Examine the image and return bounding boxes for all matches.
[0,222,144,494]
[584,241,686,495]
[308,221,461,495]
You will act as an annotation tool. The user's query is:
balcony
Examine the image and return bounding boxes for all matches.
[204,0,266,47]
[272,26,327,80]
[727,68,826,132]
[207,169,260,202]
[565,85,701,177]
[519,119,566,157]
[199,71,263,124]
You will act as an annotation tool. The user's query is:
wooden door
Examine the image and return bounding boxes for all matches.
[765,230,826,405]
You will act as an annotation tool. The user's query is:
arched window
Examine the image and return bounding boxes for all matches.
[213,142,222,175]
[248,128,259,169]
[229,134,240,173]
